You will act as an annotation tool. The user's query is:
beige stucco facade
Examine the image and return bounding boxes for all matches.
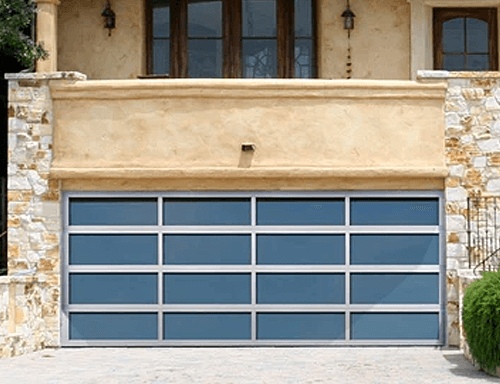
[56,0,411,80]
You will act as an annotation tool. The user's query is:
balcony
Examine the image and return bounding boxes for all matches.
[49,78,447,190]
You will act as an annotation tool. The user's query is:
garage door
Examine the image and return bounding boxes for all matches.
[62,192,444,346]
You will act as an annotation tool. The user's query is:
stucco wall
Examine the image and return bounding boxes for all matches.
[49,79,446,181]
[57,0,145,79]
[319,0,410,80]
[57,0,410,80]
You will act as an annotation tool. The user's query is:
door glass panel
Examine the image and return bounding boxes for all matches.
[164,274,251,304]
[242,0,276,37]
[467,18,489,53]
[70,313,158,340]
[153,0,170,38]
[257,235,345,265]
[295,0,312,37]
[467,54,489,70]
[164,235,251,264]
[69,274,158,304]
[69,198,158,226]
[257,273,345,304]
[188,0,222,37]
[257,313,345,340]
[350,198,439,225]
[295,39,313,78]
[443,54,466,70]
[164,313,251,339]
[351,313,439,340]
[164,199,251,225]
[153,39,170,74]
[350,273,439,304]
[188,40,222,78]
[257,199,345,225]
[443,18,465,52]
[350,235,439,265]
[69,234,158,265]
[243,40,277,78]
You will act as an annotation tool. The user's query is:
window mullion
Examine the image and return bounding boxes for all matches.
[277,0,294,78]
[171,0,188,78]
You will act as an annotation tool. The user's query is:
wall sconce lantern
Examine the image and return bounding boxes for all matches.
[341,1,355,30]
[101,0,116,36]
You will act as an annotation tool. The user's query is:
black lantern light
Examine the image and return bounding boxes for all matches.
[341,1,355,30]
[101,0,116,36]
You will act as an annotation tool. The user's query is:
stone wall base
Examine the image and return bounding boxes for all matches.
[0,275,52,358]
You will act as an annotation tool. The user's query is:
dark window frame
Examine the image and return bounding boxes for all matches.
[433,7,498,71]
[145,0,317,78]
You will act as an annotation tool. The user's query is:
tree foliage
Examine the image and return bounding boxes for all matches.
[463,271,500,374]
[0,0,47,69]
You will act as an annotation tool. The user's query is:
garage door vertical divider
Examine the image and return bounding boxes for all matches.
[251,195,257,342]
[345,196,350,342]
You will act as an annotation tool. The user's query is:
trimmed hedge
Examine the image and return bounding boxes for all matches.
[463,271,500,373]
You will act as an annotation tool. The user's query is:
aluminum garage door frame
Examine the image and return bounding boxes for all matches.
[61,191,445,346]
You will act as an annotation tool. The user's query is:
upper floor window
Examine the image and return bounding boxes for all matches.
[148,0,316,78]
[433,8,498,71]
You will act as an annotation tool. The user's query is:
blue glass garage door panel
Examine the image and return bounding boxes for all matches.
[257,313,345,340]
[257,274,345,304]
[69,234,158,265]
[350,274,439,304]
[70,313,158,340]
[257,199,345,225]
[350,235,439,265]
[257,235,344,265]
[164,199,251,225]
[164,235,251,264]
[164,274,251,304]
[69,198,158,226]
[164,313,251,340]
[350,199,439,225]
[69,274,158,304]
[351,313,439,340]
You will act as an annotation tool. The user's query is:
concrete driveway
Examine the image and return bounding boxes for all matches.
[0,347,498,383]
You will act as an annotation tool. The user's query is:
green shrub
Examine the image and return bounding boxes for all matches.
[463,271,500,373]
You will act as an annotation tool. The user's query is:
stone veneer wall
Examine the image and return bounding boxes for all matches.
[419,71,500,348]
[2,72,86,357]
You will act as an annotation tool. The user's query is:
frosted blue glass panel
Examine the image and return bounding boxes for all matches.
[257,235,344,265]
[164,274,251,304]
[164,199,250,225]
[443,55,465,71]
[153,39,170,75]
[242,0,276,37]
[69,198,157,226]
[188,40,222,78]
[69,235,157,265]
[295,39,313,78]
[257,274,344,304]
[350,199,438,225]
[258,313,345,340]
[164,235,251,264]
[467,18,488,53]
[153,0,170,38]
[70,313,157,340]
[351,274,439,304]
[164,313,251,340]
[443,18,465,52]
[70,274,157,304]
[188,0,222,37]
[350,235,439,265]
[257,199,344,225]
[468,55,489,70]
[295,0,312,37]
[351,313,439,340]
[243,40,277,78]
